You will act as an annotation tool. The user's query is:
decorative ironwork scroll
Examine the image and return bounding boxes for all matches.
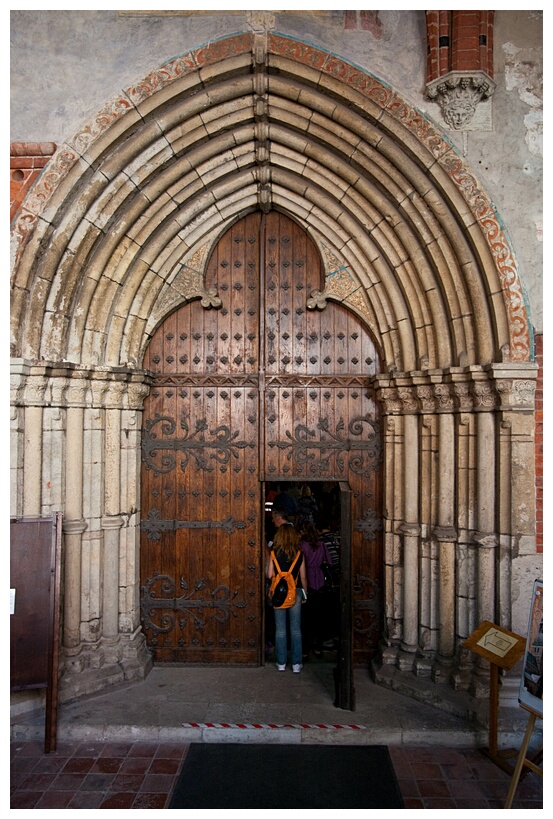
[140,573,247,634]
[268,415,381,476]
[142,415,250,474]
[141,509,246,540]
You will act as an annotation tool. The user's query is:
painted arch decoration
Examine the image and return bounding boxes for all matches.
[10,32,531,371]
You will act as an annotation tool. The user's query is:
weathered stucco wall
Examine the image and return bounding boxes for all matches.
[10,9,542,333]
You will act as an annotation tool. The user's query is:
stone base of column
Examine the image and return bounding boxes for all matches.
[59,631,153,702]
[373,638,400,667]
[430,655,454,684]
[370,660,531,731]
[413,654,433,677]
[396,644,417,671]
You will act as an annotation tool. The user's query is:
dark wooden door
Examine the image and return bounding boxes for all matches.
[140,211,382,665]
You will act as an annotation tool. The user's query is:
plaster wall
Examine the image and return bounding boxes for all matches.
[10,9,543,331]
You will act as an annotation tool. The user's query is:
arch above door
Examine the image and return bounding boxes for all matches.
[11,33,531,373]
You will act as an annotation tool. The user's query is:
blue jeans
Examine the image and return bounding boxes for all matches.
[274,593,303,666]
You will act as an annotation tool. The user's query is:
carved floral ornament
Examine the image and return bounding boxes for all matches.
[374,371,536,414]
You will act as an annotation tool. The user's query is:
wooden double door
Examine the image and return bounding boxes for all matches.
[140,212,382,665]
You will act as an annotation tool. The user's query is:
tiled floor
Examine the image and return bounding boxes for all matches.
[11,739,543,809]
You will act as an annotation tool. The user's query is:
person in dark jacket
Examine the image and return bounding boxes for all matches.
[297,519,333,658]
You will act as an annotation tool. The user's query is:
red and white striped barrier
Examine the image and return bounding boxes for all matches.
[182,722,367,730]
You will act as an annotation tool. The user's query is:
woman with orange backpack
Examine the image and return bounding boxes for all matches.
[267,506,308,673]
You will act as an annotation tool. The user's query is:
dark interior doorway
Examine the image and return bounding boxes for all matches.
[263,480,342,660]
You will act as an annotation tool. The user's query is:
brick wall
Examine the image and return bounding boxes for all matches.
[10,142,56,223]
[426,10,494,84]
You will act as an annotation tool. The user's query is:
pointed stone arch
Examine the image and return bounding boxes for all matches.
[11,32,531,371]
[10,33,539,708]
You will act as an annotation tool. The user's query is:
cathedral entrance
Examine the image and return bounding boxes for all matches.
[139,211,382,666]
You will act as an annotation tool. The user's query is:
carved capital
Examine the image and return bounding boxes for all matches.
[433,382,455,411]
[495,379,536,410]
[375,385,401,414]
[471,381,496,410]
[415,384,436,413]
[452,381,473,412]
[426,71,495,130]
[397,386,418,414]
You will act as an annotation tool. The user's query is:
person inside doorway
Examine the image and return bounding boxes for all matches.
[267,500,307,672]
[297,518,334,657]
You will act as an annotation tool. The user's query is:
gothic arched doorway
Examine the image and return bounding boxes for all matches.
[140,211,382,664]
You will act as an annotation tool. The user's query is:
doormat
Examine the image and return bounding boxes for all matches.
[168,743,405,809]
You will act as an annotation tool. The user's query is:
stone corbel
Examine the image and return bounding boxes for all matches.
[426,70,495,130]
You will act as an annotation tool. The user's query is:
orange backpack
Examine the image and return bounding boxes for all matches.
[267,550,301,609]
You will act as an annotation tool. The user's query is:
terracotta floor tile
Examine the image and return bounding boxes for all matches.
[10,740,542,810]
[61,757,95,774]
[67,790,105,809]
[149,757,181,774]
[139,772,176,793]
[119,756,152,774]
[99,791,137,808]
[132,791,171,809]
[90,756,125,774]
[417,778,452,798]
[34,789,75,808]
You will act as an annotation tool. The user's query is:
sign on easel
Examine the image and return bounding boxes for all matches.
[504,579,543,808]
[463,619,526,771]
[518,579,543,718]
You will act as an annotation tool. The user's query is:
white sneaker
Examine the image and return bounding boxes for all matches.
[292,664,302,673]
[277,663,286,671]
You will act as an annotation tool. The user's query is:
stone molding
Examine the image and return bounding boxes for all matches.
[10,361,152,410]
[374,365,538,414]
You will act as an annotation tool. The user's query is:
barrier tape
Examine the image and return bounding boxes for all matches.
[182,722,367,730]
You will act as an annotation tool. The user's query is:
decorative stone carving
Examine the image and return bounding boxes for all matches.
[426,71,495,130]
[415,384,436,413]
[171,243,222,309]
[307,243,357,309]
[495,379,536,409]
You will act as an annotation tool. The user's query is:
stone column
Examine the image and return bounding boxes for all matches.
[63,396,87,651]
[10,361,28,519]
[102,385,125,641]
[469,375,497,696]
[492,365,540,635]
[475,408,496,624]
[22,374,48,516]
[432,383,457,680]
[398,402,420,669]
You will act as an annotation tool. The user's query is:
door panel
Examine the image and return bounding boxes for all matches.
[140,211,383,664]
[140,213,262,663]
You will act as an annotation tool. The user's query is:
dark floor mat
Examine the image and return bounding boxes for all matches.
[169,742,405,809]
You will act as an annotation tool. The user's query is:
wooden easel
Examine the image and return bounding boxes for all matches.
[504,704,543,809]
[463,621,526,773]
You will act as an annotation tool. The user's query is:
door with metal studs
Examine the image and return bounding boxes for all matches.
[140,211,382,666]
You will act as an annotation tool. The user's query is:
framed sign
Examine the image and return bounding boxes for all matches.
[519,579,543,717]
